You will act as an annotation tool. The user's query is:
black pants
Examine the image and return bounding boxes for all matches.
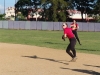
[66,37,76,58]
[72,30,81,45]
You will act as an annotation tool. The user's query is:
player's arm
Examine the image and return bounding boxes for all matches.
[64,34,67,38]
[76,25,79,29]
[62,34,67,41]
[70,24,74,28]
[71,24,76,29]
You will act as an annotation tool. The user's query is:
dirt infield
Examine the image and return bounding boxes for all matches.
[0,43,100,75]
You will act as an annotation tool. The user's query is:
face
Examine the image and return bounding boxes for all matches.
[73,20,76,24]
[62,23,67,29]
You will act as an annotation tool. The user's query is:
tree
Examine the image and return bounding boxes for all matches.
[93,0,100,14]
[15,0,70,21]
[70,0,96,22]
[92,0,100,22]
[0,14,6,20]
[41,0,69,21]
[15,0,41,17]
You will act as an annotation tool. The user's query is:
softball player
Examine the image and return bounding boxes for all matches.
[70,20,81,45]
[62,23,77,62]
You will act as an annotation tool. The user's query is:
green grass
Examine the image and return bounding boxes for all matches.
[0,29,100,55]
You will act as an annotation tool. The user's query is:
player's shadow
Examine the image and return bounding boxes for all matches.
[22,55,69,65]
[60,67,100,75]
[45,42,65,45]
[83,64,100,68]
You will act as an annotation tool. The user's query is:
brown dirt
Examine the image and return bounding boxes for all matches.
[0,43,100,75]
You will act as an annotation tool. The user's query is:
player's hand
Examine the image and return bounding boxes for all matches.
[62,35,65,41]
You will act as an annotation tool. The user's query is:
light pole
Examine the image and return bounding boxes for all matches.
[4,0,5,14]
[15,0,16,20]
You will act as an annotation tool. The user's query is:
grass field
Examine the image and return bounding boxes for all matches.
[0,29,100,55]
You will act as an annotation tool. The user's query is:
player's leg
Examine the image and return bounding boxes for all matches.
[70,38,76,57]
[66,43,74,58]
[70,38,77,61]
[73,30,81,45]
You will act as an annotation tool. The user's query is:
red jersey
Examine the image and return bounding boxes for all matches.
[71,23,78,28]
[64,28,74,39]
[71,23,78,29]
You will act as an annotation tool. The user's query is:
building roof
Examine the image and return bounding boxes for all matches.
[67,9,93,20]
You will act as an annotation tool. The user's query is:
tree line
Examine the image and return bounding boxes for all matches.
[15,0,100,22]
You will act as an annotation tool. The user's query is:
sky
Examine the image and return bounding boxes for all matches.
[0,0,16,13]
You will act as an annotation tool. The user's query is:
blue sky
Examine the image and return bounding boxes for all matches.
[0,0,16,13]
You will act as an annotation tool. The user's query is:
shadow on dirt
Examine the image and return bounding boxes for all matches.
[45,42,65,45]
[22,55,69,65]
[60,67,100,75]
[84,64,100,68]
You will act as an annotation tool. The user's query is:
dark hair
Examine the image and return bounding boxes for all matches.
[65,23,68,27]
[63,23,68,27]
[65,23,68,26]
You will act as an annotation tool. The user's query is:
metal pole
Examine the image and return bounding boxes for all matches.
[15,0,16,20]
[4,0,5,14]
